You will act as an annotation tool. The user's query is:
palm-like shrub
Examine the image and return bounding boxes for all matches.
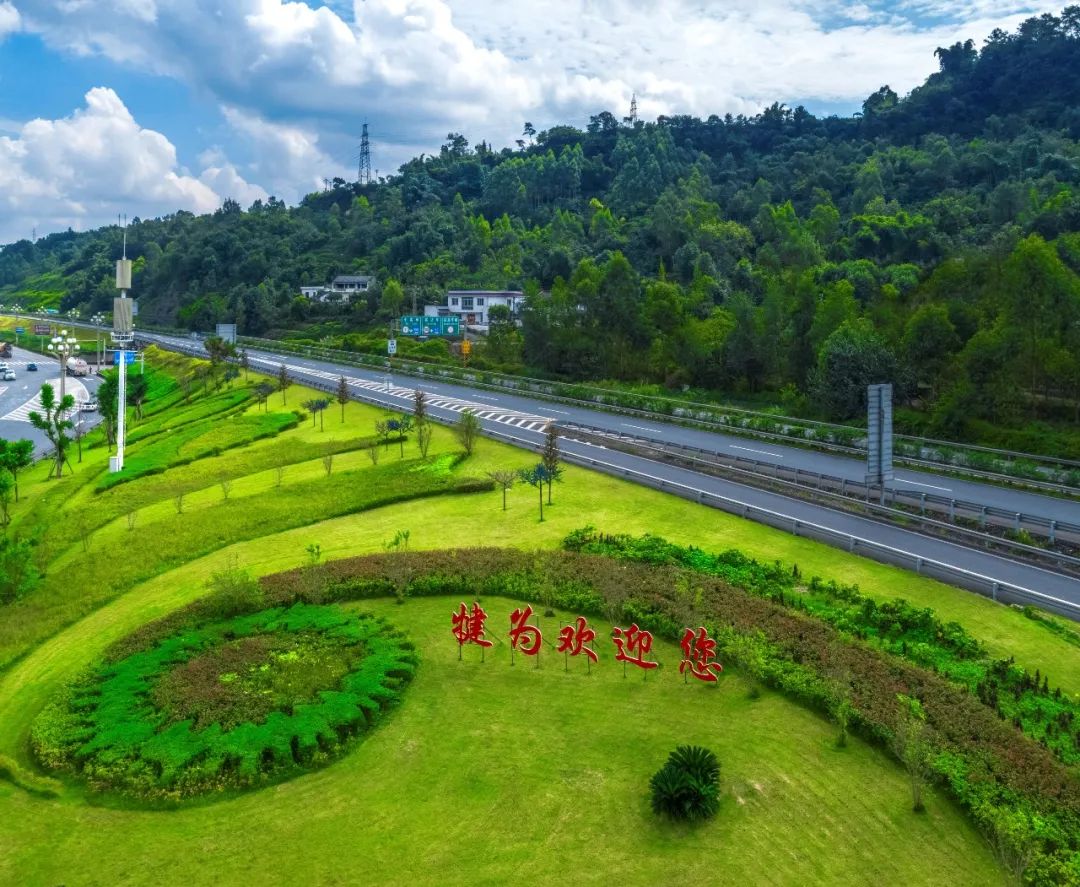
[649,745,721,821]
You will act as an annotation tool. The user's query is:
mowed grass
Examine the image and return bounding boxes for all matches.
[0,595,998,886]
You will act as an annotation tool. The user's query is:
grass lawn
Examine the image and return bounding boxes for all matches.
[0,595,997,886]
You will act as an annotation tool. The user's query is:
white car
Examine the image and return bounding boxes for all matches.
[79,398,98,412]
[2,370,15,381]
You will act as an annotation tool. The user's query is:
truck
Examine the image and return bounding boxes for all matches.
[66,357,91,377]
[0,343,11,359]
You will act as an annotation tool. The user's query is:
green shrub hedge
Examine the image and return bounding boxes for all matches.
[32,605,416,799]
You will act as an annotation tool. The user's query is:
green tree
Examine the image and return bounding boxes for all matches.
[891,694,933,813]
[203,335,237,387]
[0,438,35,501]
[517,463,551,521]
[277,364,291,405]
[485,469,517,510]
[0,535,38,604]
[413,388,428,427]
[811,319,899,419]
[902,304,959,400]
[128,373,149,420]
[28,383,75,478]
[0,469,14,528]
[380,279,405,318]
[540,424,561,505]
[97,374,118,448]
[336,376,349,422]
[255,381,275,411]
[454,410,480,456]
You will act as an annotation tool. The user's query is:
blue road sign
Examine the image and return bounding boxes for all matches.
[113,351,136,365]
[14,327,24,334]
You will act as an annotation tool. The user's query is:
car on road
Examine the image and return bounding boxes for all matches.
[26,362,37,371]
[79,398,98,412]
[2,370,15,381]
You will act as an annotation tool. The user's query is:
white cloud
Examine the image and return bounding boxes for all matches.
[0,1,20,38]
[0,88,264,244]
[5,0,1069,237]
[220,106,345,198]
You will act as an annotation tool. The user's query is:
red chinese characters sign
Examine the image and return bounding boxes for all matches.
[679,627,723,682]
[451,605,723,682]
[451,601,492,659]
[509,605,542,658]
[612,623,658,671]
[557,616,598,670]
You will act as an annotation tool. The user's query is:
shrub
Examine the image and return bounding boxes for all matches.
[650,745,721,821]
[31,605,417,800]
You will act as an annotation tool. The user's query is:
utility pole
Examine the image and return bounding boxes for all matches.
[111,215,134,473]
[358,122,372,185]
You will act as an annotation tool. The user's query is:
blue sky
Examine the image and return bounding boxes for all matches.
[0,0,1066,245]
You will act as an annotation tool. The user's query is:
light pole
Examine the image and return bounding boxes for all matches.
[111,217,134,473]
[90,312,106,372]
[47,330,79,414]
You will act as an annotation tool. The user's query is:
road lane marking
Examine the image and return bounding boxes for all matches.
[896,477,952,493]
[730,445,784,458]
[622,423,657,433]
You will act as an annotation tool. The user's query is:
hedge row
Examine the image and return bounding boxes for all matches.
[562,529,1080,766]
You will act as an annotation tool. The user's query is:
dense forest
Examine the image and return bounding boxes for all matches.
[3,9,1080,440]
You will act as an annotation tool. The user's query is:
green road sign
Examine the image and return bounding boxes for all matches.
[399,315,460,337]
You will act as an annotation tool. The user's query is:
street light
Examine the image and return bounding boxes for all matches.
[47,329,79,413]
[90,312,106,372]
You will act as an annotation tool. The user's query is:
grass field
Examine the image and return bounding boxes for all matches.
[0,347,1073,884]
[0,595,998,886]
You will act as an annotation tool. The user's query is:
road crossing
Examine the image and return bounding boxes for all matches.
[249,357,553,432]
[1,378,90,422]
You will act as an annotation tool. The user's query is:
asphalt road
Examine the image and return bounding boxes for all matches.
[139,332,1080,618]
[140,333,1076,520]
[0,346,104,456]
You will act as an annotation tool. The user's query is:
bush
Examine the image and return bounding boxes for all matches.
[650,745,721,821]
[32,604,417,800]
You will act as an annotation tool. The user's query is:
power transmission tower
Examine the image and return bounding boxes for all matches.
[627,93,638,125]
[357,122,372,185]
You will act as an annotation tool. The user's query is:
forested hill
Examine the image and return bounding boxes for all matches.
[3,9,1080,438]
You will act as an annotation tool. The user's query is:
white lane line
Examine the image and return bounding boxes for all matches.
[897,477,953,493]
[472,395,498,401]
[547,409,569,415]
[622,423,658,433]
[730,445,784,459]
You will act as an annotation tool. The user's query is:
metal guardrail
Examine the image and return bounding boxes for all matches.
[485,429,1080,621]
[143,334,1080,622]
[556,423,1080,578]
[560,423,1080,545]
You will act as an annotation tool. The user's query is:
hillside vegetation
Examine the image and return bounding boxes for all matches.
[3,11,1080,447]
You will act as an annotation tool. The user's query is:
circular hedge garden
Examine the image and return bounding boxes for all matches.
[31,604,416,800]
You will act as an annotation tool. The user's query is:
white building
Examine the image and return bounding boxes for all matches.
[300,275,375,303]
[424,290,524,327]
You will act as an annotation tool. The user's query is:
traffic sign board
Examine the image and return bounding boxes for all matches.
[14,327,24,334]
[113,350,136,365]
[387,339,397,355]
[399,314,460,337]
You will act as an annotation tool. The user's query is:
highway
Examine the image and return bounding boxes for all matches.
[0,346,103,455]
[139,331,1080,619]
